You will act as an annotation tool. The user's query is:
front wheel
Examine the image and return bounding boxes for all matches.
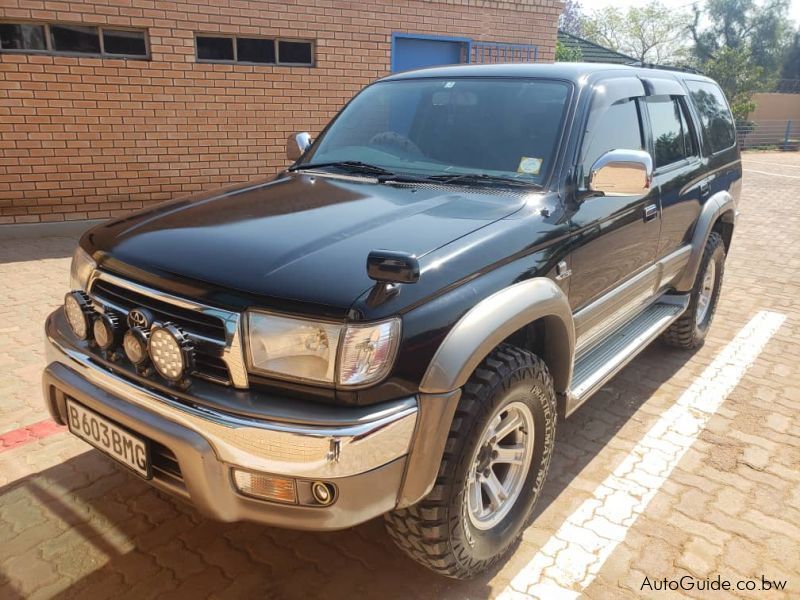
[384,344,557,579]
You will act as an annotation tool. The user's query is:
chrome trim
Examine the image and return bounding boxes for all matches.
[87,270,249,388]
[567,296,689,416]
[588,149,653,196]
[574,263,659,356]
[286,131,312,161]
[46,317,418,479]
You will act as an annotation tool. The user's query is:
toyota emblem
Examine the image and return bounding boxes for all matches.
[127,307,154,329]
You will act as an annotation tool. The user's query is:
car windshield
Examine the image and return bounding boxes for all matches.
[299,78,571,186]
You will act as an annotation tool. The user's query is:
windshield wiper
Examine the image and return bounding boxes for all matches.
[426,173,541,189]
[289,160,397,177]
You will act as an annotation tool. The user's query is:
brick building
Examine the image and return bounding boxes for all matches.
[0,0,560,226]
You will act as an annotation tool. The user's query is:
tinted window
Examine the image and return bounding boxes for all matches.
[647,98,686,167]
[103,29,146,56]
[581,99,643,183]
[50,24,101,54]
[196,36,233,61]
[278,40,312,65]
[305,78,570,184]
[686,81,736,153]
[237,37,275,63]
[0,23,46,50]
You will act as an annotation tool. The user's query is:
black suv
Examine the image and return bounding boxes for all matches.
[44,63,740,578]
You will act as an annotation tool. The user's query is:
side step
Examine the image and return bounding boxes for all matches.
[566,295,690,416]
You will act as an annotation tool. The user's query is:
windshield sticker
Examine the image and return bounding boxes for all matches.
[444,81,456,88]
[517,157,542,175]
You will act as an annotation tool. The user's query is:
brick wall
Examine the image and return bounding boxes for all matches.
[0,0,560,224]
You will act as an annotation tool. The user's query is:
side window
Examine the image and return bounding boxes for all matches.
[581,98,644,186]
[686,81,736,153]
[646,97,693,168]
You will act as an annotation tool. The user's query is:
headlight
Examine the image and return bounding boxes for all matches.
[246,311,400,387]
[69,246,96,290]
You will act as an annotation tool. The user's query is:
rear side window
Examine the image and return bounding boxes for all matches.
[581,98,644,184]
[646,97,697,168]
[686,81,736,153]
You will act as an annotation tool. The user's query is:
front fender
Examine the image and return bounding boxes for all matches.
[419,277,575,395]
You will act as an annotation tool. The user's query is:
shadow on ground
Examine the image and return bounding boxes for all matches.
[0,237,78,265]
[0,342,698,600]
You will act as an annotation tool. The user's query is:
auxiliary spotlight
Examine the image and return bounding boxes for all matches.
[64,291,96,340]
[148,323,194,382]
[123,327,150,367]
[93,311,124,351]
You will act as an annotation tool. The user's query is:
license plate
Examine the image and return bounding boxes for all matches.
[66,399,151,479]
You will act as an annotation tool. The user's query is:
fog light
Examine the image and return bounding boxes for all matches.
[93,311,124,350]
[64,291,96,340]
[123,327,150,367]
[311,481,335,506]
[148,323,193,382]
[232,469,297,504]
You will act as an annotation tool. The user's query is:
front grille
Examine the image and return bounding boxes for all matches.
[91,279,226,340]
[88,274,238,386]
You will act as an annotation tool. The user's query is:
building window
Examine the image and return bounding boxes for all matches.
[195,34,314,66]
[0,23,46,51]
[0,21,148,59]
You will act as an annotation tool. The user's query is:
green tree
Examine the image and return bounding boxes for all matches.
[690,0,794,118]
[555,40,583,62]
[558,0,585,37]
[581,1,691,64]
[701,47,766,119]
[781,31,800,79]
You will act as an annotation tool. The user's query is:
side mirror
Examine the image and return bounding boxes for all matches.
[286,132,312,161]
[588,149,653,196]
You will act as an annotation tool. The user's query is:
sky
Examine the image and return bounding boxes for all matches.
[583,0,800,26]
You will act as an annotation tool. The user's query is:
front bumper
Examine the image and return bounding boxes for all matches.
[43,309,418,530]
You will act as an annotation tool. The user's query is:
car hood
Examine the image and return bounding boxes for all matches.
[84,172,529,316]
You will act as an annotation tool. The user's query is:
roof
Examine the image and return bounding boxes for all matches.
[557,30,637,65]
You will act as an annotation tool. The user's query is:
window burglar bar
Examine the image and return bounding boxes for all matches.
[195,34,315,67]
[0,21,149,59]
[469,41,538,64]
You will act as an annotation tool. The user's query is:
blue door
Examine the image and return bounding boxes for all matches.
[392,35,468,72]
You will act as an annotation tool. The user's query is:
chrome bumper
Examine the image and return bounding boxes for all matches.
[43,309,418,529]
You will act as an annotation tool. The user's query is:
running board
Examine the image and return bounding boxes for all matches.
[565,295,690,417]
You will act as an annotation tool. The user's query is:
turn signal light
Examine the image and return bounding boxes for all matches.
[232,469,297,504]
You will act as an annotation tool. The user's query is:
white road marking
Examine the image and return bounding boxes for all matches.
[499,310,786,600]
[742,159,800,169]
[746,169,800,179]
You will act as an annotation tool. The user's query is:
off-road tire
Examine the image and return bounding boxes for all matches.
[384,344,557,579]
[662,231,726,349]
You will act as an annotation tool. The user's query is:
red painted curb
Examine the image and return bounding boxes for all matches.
[0,419,65,453]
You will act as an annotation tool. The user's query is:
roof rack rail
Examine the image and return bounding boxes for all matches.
[631,62,704,75]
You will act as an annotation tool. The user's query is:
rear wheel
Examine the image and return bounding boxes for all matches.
[662,231,726,349]
[384,344,557,579]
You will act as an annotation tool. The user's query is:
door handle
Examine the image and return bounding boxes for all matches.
[644,203,659,222]
[699,182,711,199]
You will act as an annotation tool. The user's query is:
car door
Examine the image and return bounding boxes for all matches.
[642,88,706,290]
[568,78,662,354]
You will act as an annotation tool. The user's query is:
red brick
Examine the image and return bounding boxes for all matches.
[0,0,559,223]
